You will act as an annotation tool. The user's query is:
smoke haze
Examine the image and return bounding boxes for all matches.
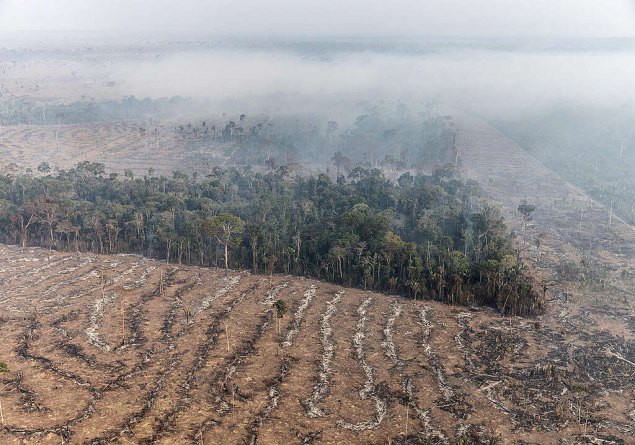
[1,1,635,121]
[107,47,635,118]
[1,0,634,38]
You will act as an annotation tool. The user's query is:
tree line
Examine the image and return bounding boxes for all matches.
[0,162,542,315]
[169,103,457,173]
[2,97,457,177]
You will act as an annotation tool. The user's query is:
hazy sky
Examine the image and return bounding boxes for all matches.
[0,0,634,38]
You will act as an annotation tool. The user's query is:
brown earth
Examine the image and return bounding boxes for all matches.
[0,114,633,445]
[0,122,233,177]
[0,240,632,445]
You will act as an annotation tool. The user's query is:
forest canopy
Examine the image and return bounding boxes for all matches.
[0,163,542,315]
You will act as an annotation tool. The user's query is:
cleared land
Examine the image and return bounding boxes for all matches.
[455,112,635,293]
[0,238,632,445]
[0,115,633,445]
[0,122,231,177]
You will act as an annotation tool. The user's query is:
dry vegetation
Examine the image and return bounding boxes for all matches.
[0,52,237,177]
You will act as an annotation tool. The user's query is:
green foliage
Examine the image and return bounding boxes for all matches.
[0,361,9,373]
[517,201,536,220]
[204,213,245,246]
[274,300,288,318]
[37,162,51,174]
[0,163,541,315]
[182,307,193,325]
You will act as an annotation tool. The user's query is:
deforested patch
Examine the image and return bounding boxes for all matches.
[85,292,117,351]
[123,264,156,290]
[260,281,289,306]
[194,274,241,317]
[419,306,472,419]
[402,377,448,444]
[244,356,294,445]
[455,312,476,372]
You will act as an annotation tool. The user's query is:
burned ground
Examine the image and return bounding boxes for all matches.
[0,243,632,445]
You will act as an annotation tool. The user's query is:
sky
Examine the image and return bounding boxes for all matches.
[0,0,634,38]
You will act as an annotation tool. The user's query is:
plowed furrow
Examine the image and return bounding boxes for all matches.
[336,297,387,431]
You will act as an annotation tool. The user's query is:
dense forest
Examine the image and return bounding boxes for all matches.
[0,162,541,315]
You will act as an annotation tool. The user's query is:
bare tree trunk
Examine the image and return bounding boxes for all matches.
[405,402,409,436]
[224,242,229,277]
[252,242,258,274]
[224,321,230,351]
[121,297,125,345]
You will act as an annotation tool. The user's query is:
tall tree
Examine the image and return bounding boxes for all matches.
[204,213,245,275]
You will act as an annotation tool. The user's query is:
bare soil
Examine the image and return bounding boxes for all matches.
[0,122,235,177]
[0,237,632,445]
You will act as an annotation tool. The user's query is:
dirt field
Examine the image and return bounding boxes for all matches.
[0,239,632,445]
[0,47,237,178]
[0,122,234,177]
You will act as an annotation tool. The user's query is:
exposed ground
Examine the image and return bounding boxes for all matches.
[455,112,635,298]
[0,52,633,443]
[0,234,633,445]
[0,49,248,177]
[0,121,245,177]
